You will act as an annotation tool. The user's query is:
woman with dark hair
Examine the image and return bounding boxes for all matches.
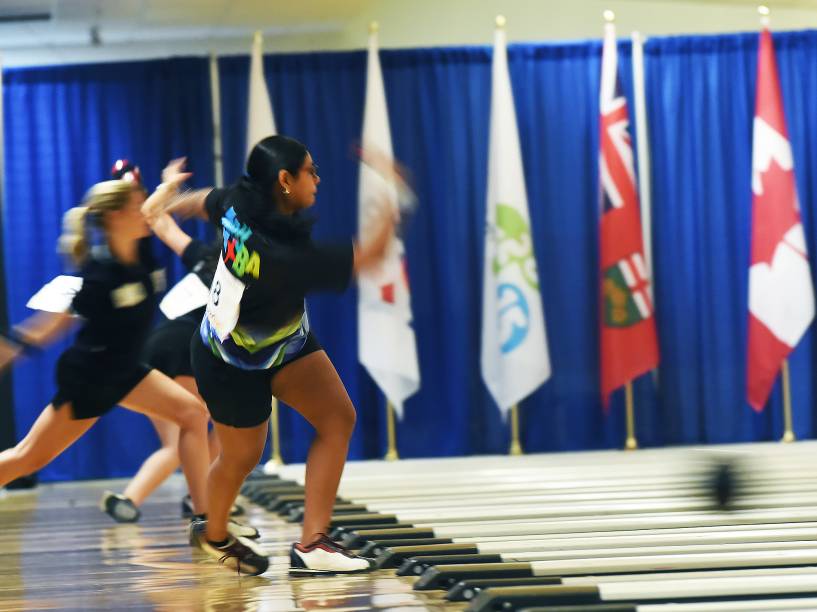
[0,165,212,529]
[149,136,399,576]
[99,160,252,535]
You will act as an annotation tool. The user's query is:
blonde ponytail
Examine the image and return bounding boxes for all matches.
[57,206,91,266]
[57,179,136,266]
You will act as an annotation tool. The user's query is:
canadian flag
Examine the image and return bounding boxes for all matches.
[746,28,814,411]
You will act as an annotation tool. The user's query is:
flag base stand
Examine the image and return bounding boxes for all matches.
[624,382,639,451]
[384,402,400,461]
[780,360,796,444]
[509,404,524,456]
[262,455,284,474]
[263,399,284,473]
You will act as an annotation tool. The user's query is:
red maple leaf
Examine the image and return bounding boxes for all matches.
[751,160,799,265]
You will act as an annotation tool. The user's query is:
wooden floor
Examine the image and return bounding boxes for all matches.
[0,476,458,611]
[4,443,817,611]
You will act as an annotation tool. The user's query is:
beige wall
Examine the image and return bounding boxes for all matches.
[328,0,817,49]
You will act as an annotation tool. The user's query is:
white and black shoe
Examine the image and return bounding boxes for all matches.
[227,519,260,540]
[290,533,375,575]
[189,520,269,576]
[100,491,141,523]
[181,494,244,518]
[187,513,260,540]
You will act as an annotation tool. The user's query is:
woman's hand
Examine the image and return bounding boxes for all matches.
[356,146,417,214]
[353,205,397,275]
[162,157,189,184]
[141,158,192,221]
[0,336,22,375]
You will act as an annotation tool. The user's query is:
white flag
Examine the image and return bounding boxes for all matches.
[246,31,276,156]
[357,28,420,418]
[480,25,551,415]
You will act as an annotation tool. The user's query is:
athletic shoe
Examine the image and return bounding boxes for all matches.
[189,520,268,576]
[181,494,244,518]
[289,533,375,575]
[227,519,260,539]
[100,491,141,523]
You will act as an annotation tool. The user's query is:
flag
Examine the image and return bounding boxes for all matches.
[746,28,814,411]
[599,20,659,406]
[480,24,551,415]
[246,31,276,156]
[357,27,420,418]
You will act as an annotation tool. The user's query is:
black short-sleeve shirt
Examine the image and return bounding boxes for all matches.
[71,238,165,362]
[203,179,354,331]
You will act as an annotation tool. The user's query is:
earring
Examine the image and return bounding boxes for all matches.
[283,188,291,196]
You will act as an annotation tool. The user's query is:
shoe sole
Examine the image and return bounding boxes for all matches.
[288,567,372,576]
[191,548,268,576]
[182,502,243,518]
[99,492,139,523]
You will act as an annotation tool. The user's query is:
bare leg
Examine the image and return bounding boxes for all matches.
[121,376,219,506]
[123,415,179,506]
[0,404,97,487]
[205,420,268,542]
[172,376,222,462]
[271,351,356,544]
[120,370,210,515]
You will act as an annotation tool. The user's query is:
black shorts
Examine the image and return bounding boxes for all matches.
[52,348,151,420]
[190,332,322,428]
[142,318,198,379]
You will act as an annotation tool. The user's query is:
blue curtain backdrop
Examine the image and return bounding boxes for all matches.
[646,31,817,445]
[4,30,817,481]
[3,58,214,481]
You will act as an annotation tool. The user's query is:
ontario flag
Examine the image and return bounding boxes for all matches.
[746,28,814,411]
[599,20,659,406]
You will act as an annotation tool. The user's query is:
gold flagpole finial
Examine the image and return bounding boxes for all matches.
[758,5,770,27]
[495,15,506,29]
[603,10,616,23]
[369,21,379,34]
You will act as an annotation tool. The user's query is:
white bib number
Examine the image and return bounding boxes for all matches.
[159,273,210,320]
[206,258,245,341]
[27,276,84,313]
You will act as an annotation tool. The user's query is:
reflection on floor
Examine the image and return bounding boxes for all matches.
[0,475,459,611]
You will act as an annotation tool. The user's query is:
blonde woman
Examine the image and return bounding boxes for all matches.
[0,168,211,528]
[99,161,248,530]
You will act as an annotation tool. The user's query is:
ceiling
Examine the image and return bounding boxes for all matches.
[0,0,371,47]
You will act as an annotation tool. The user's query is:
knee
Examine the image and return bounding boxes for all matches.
[157,446,181,465]
[320,401,356,440]
[219,447,262,476]
[176,398,209,433]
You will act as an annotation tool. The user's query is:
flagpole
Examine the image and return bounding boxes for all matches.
[781,359,796,443]
[270,398,284,463]
[509,404,523,455]
[631,31,653,303]
[755,3,794,445]
[625,382,638,450]
[208,53,224,189]
[246,29,283,474]
[384,401,399,460]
